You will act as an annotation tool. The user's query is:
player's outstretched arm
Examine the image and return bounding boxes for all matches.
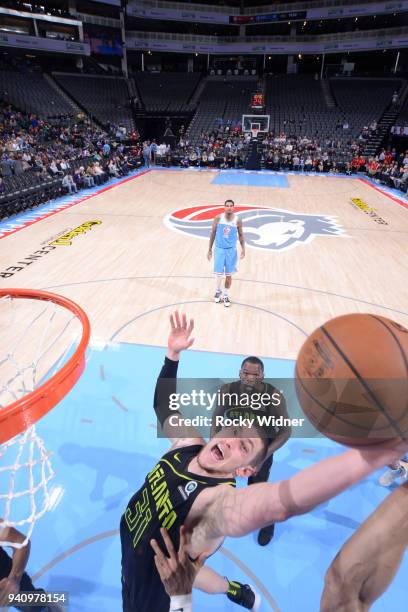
[320,481,408,611]
[208,441,408,539]
[154,311,203,446]
[0,521,30,607]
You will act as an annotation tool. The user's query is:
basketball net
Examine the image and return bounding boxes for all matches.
[0,290,90,548]
[0,427,54,548]
[251,128,259,140]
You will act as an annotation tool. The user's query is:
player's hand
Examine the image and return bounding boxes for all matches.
[150,527,209,597]
[387,438,408,457]
[207,249,212,261]
[240,250,245,259]
[359,438,408,463]
[0,576,20,606]
[168,311,195,358]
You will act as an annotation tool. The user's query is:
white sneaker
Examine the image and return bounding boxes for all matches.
[223,296,231,307]
[379,463,408,487]
[250,586,261,612]
[214,290,222,303]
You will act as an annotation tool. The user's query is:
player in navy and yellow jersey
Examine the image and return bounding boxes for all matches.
[120,311,260,611]
[207,199,245,307]
[120,443,242,612]
[120,312,408,612]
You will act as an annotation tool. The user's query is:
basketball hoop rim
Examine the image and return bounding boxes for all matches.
[0,288,91,444]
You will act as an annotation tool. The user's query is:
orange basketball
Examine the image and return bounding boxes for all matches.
[295,314,408,447]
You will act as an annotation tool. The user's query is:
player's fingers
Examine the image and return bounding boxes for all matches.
[187,338,195,348]
[154,554,168,579]
[187,318,194,335]
[0,588,8,607]
[160,528,176,559]
[193,550,211,570]
[174,310,181,328]
[150,538,166,562]
[170,313,175,329]
[182,313,187,329]
[178,525,187,560]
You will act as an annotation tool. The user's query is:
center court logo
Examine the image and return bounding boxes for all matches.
[164,205,345,252]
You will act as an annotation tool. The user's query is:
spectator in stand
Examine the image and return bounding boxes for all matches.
[59,159,70,173]
[188,150,197,166]
[62,173,78,194]
[367,158,379,176]
[93,161,106,183]
[392,90,399,106]
[73,168,83,190]
[48,160,61,176]
[88,163,101,186]
[77,166,92,188]
[108,159,120,178]
[143,141,151,168]
[150,140,158,165]
[85,166,96,186]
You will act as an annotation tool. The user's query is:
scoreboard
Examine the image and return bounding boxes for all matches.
[251,92,264,110]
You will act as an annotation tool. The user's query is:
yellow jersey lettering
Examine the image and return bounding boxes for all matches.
[125,487,153,548]
[162,510,177,530]
[151,479,166,498]
[148,464,165,486]
[158,497,174,521]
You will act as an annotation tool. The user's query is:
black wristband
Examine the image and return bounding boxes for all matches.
[153,357,179,426]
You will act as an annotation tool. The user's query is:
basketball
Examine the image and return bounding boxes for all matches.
[295,314,408,446]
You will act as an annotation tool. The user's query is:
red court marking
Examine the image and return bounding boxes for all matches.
[0,169,151,241]
[172,204,267,221]
[172,205,218,219]
[191,205,262,220]
[358,178,408,210]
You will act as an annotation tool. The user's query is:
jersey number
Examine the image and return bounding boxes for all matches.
[125,487,152,548]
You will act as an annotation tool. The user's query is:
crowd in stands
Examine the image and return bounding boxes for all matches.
[260,132,360,173]
[1,99,407,222]
[145,123,407,195]
[146,125,250,169]
[0,104,143,218]
[366,148,408,193]
[2,0,70,17]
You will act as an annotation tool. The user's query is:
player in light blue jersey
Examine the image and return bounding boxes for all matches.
[207,200,245,307]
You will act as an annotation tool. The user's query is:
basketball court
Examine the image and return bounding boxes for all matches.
[1,166,407,611]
